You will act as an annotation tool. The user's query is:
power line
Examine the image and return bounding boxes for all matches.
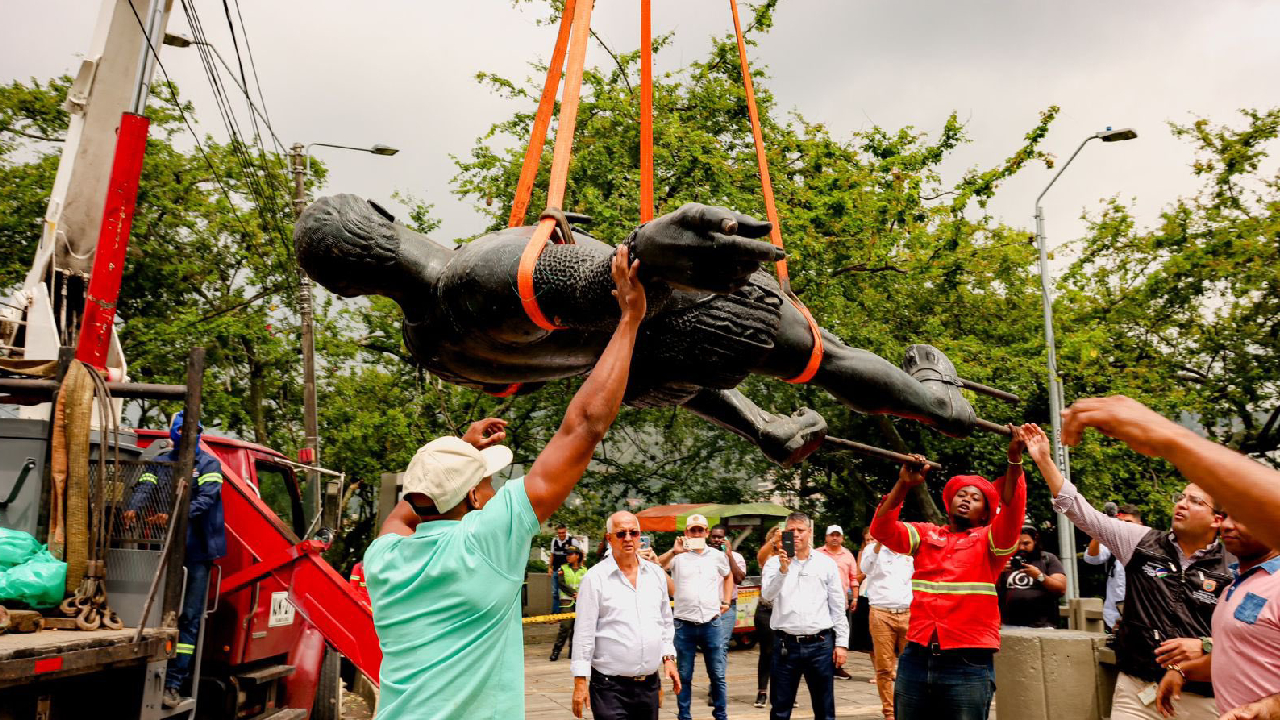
[124,0,287,280]
[178,0,298,276]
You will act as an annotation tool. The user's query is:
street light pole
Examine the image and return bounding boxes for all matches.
[289,141,399,532]
[289,144,320,531]
[1035,127,1136,604]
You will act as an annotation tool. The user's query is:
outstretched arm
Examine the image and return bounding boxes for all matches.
[870,457,930,555]
[525,247,646,521]
[1024,423,1148,565]
[1064,395,1280,553]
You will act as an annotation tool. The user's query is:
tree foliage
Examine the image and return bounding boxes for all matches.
[4,3,1276,571]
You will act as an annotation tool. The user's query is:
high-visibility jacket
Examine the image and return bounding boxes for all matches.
[131,446,226,563]
[869,469,1026,650]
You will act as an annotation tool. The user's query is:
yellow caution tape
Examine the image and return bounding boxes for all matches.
[522,612,577,624]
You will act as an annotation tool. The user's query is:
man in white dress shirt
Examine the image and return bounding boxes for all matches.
[1081,503,1142,631]
[860,536,915,720]
[572,511,680,719]
[762,512,850,720]
[659,513,733,720]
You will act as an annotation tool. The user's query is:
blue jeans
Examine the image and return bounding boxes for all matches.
[769,630,835,720]
[551,569,562,613]
[674,618,727,720]
[719,603,737,653]
[895,642,995,720]
[167,561,211,692]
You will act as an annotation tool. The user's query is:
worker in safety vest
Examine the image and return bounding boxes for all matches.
[124,411,226,708]
[868,425,1030,720]
[350,562,371,607]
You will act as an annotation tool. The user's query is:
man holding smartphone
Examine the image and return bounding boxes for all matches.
[660,513,733,720]
[761,512,850,720]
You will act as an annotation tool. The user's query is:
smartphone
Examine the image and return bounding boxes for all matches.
[781,530,795,557]
[640,535,652,551]
[684,537,707,552]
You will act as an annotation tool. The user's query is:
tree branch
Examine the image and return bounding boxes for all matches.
[832,262,909,277]
[590,29,632,94]
[0,125,64,143]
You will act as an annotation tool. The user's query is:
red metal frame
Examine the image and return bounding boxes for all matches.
[135,430,381,716]
[76,112,150,369]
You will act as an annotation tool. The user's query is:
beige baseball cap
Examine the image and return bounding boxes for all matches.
[685,513,710,530]
[402,436,513,513]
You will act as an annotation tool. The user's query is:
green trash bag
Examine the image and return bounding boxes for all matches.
[0,543,67,609]
[0,527,41,570]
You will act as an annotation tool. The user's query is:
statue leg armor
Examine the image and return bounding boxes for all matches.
[681,389,828,467]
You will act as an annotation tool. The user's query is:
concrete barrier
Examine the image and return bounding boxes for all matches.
[995,626,1117,720]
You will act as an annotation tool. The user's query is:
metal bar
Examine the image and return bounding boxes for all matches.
[218,540,319,597]
[0,377,186,399]
[134,348,203,642]
[974,418,1014,436]
[822,436,942,470]
[957,378,1021,404]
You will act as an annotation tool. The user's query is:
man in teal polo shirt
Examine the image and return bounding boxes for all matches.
[363,246,646,720]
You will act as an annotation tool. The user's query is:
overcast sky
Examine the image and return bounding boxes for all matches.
[4,0,1279,264]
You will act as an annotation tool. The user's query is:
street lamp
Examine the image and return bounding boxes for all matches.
[1035,126,1137,603]
[289,141,398,530]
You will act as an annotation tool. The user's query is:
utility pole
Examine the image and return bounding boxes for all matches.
[290,143,322,529]
[1034,127,1137,608]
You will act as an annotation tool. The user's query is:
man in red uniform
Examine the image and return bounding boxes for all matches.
[869,426,1031,720]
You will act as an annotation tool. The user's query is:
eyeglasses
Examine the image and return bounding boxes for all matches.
[613,529,642,539]
[1173,492,1214,511]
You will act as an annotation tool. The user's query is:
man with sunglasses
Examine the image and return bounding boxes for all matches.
[659,513,733,720]
[571,511,679,719]
[1023,423,1231,719]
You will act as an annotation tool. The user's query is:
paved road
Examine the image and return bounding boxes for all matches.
[524,628,888,719]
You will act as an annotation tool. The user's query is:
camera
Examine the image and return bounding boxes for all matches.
[1009,554,1026,570]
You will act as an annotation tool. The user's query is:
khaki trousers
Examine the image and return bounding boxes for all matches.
[1110,671,1218,720]
[869,606,911,719]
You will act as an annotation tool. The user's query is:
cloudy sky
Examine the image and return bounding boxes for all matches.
[4,0,1278,262]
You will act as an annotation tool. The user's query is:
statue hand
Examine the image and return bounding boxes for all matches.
[628,203,782,294]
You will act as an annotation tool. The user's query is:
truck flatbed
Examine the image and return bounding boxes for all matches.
[0,626,175,689]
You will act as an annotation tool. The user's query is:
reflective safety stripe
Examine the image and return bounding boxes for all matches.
[196,472,223,485]
[175,643,195,655]
[906,525,921,555]
[990,532,1018,557]
[138,472,158,485]
[912,580,997,596]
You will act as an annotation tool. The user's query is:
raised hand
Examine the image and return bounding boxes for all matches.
[462,418,507,450]
[611,244,647,323]
[627,203,783,294]
[1020,423,1054,466]
[899,454,930,487]
[1061,395,1189,457]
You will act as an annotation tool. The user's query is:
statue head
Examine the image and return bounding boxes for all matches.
[294,194,441,302]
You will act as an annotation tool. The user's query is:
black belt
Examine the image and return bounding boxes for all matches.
[775,628,833,644]
[677,617,717,626]
[593,670,658,683]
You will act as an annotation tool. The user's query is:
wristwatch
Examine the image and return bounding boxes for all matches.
[1201,637,1213,655]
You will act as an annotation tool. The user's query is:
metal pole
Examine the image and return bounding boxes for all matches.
[1035,204,1078,602]
[291,144,321,531]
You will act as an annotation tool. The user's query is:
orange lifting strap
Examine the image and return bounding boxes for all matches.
[723,0,823,384]
[504,0,823,392]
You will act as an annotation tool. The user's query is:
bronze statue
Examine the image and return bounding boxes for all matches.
[295,195,981,466]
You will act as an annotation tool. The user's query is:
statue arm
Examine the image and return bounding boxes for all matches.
[530,243,672,330]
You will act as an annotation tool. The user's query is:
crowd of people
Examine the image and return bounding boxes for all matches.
[356,252,1280,720]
